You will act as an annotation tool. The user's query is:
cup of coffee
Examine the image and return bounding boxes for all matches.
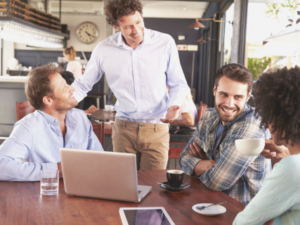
[167,170,184,189]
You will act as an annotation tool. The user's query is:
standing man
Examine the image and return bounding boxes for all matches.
[179,64,272,205]
[72,0,188,170]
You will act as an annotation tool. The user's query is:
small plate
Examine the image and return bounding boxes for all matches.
[103,109,116,112]
[159,182,190,192]
[192,203,226,216]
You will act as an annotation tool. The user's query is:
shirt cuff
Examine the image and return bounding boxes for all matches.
[183,155,202,176]
[41,163,58,171]
[72,82,88,102]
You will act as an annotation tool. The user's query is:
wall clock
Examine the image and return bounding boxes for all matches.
[76,22,99,44]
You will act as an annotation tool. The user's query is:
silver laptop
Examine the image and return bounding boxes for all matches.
[59,148,152,203]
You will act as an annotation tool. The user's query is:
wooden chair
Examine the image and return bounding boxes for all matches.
[16,101,35,121]
[92,122,105,146]
[0,137,8,145]
[167,101,208,169]
[198,101,208,123]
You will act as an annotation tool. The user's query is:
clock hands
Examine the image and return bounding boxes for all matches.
[85,31,95,38]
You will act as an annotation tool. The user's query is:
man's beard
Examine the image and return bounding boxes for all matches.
[215,101,245,124]
[52,96,77,112]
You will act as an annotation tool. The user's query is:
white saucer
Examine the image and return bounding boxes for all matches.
[103,109,116,112]
[192,203,226,216]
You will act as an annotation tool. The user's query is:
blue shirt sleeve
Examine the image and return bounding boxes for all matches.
[0,123,58,181]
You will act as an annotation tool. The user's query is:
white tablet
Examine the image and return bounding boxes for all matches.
[119,207,175,225]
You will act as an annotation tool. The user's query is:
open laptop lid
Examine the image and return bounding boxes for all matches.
[60,148,139,202]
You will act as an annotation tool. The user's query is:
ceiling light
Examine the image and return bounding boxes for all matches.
[188,19,205,30]
[196,38,206,44]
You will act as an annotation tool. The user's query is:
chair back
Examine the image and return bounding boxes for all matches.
[92,122,105,145]
[198,101,207,122]
[0,137,8,145]
[16,101,35,121]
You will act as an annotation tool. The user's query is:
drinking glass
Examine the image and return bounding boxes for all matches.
[40,170,59,196]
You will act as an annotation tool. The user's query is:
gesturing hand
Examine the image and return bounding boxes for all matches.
[261,139,290,159]
[189,142,209,160]
[160,106,180,123]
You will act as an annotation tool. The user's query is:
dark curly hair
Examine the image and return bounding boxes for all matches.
[255,66,300,145]
[105,0,143,27]
[60,71,75,85]
[215,63,253,93]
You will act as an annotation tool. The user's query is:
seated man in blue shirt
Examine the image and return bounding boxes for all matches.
[0,65,104,181]
[179,63,271,205]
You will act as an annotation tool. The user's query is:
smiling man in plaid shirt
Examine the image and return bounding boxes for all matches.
[179,63,272,205]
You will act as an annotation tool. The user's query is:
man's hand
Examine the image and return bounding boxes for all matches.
[261,139,290,160]
[189,142,216,176]
[84,105,99,114]
[189,142,208,160]
[57,162,63,178]
[160,106,180,123]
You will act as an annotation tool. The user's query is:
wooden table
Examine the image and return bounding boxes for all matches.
[92,109,116,122]
[0,170,245,225]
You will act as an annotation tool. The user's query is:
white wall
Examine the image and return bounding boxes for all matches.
[2,40,15,76]
[14,14,107,52]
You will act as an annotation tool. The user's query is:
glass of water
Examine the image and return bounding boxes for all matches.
[40,170,59,196]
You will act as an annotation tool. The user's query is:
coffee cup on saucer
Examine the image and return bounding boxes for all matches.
[167,170,184,189]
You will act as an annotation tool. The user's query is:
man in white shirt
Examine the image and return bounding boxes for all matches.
[0,65,103,181]
[72,0,188,170]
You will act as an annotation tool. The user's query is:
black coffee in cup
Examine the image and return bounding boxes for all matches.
[167,170,184,189]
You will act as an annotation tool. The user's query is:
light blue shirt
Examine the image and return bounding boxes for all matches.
[72,28,188,123]
[0,108,104,181]
[233,153,300,225]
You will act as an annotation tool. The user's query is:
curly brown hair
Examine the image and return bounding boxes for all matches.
[214,63,253,93]
[255,66,300,145]
[105,0,143,27]
[26,65,63,110]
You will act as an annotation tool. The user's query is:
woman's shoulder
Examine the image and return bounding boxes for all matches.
[274,153,300,184]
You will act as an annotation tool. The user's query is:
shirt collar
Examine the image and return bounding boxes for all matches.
[116,27,153,48]
[37,109,77,128]
[38,110,59,125]
[209,103,253,133]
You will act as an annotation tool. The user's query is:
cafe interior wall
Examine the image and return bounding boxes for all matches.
[1,14,107,75]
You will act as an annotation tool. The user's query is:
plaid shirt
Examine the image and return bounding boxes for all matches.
[179,104,272,205]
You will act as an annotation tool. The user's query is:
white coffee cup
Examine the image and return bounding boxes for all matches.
[235,138,265,156]
[105,105,114,111]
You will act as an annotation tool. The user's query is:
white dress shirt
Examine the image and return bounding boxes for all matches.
[72,28,188,123]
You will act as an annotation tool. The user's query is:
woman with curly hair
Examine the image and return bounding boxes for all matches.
[233,67,300,225]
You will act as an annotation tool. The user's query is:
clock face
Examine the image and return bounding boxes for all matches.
[76,22,99,44]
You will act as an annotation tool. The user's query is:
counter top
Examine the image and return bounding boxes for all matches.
[0,76,28,83]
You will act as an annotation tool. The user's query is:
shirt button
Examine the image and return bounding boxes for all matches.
[55,120,58,123]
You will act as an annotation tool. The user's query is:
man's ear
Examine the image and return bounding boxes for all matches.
[113,25,120,32]
[42,96,53,108]
[213,85,216,96]
[246,90,252,102]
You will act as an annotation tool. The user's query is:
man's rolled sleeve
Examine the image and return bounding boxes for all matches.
[72,44,104,102]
